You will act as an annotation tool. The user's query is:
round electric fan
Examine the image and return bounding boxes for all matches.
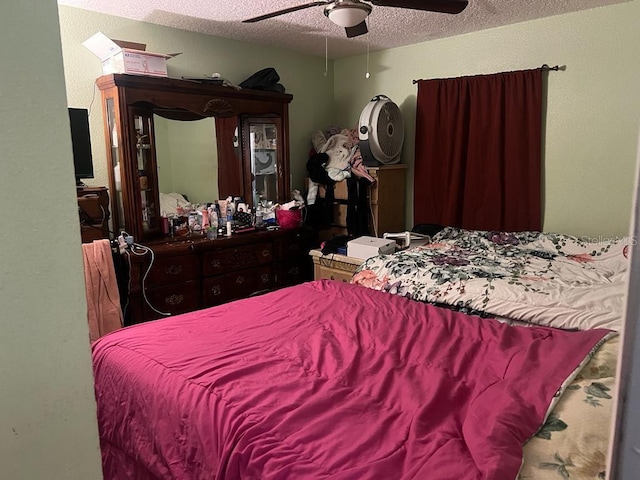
[358,95,404,166]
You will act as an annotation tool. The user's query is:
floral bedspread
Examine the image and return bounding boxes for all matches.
[519,334,618,479]
[352,227,629,331]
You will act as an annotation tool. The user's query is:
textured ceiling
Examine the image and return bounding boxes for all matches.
[58,0,629,59]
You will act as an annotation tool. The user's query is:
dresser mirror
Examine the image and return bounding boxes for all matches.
[154,115,219,207]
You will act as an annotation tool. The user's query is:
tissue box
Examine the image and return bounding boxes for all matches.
[347,236,396,260]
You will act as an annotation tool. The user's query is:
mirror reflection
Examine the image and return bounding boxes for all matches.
[249,122,278,206]
[154,115,219,215]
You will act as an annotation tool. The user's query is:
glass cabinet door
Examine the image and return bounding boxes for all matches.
[105,97,125,233]
[104,100,161,240]
[245,118,283,207]
[132,109,160,236]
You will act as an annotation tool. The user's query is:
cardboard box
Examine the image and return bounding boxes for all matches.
[347,236,396,260]
[83,31,180,77]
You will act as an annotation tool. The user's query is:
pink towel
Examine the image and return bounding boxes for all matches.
[82,239,123,342]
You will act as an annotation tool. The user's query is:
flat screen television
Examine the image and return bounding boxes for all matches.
[68,107,94,186]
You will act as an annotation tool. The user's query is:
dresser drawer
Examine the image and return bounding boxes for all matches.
[203,243,273,276]
[319,180,348,200]
[311,250,363,283]
[274,230,311,260]
[275,259,312,287]
[202,275,228,307]
[147,255,199,286]
[332,203,348,227]
[315,265,354,283]
[224,266,273,302]
[202,266,273,308]
[144,280,200,319]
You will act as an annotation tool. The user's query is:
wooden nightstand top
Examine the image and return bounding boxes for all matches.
[310,250,365,282]
[310,249,364,266]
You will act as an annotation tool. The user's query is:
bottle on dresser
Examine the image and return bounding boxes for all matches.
[226,205,233,236]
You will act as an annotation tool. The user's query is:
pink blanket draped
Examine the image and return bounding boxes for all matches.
[82,239,122,342]
[92,280,610,479]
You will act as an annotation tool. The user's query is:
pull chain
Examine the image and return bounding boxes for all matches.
[365,19,370,79]
[366,35,370,79]
[324,37,328,77]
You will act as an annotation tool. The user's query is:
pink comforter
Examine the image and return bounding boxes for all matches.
[93,280,610,479]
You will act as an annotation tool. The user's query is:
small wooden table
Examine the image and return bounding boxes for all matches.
[77,186,110,243]
[310,249,365,283]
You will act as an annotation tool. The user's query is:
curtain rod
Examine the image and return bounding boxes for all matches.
[411,64,562,84]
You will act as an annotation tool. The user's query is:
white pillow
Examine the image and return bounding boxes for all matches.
[159,192,190,216]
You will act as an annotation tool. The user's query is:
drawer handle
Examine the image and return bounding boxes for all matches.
[261,273,270,283]
[210,259,221,268]
[288,244,300,252]
[288,267,299,276]
[262,249,271,257]
[236,276,245,285]
[165,294,184,305]
[210,285,221,296]
[165,265,183,275]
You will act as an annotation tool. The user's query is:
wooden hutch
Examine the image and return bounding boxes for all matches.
[97,74,313,323]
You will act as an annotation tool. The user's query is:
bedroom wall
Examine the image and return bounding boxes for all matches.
[334,0,640,238]
[0,1,103,478]
[57,5,335,200]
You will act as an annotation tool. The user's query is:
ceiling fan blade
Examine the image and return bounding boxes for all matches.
[345,21,368,38]
[369,0,468,14]
[243,1,329,23]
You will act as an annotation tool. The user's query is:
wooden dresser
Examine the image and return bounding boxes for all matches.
[317,164,407,241]
[124,228,315,324]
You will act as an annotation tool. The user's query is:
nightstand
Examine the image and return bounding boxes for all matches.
[77,186,110,243]
[310,249,365,283]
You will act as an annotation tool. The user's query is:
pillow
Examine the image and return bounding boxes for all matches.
[159,192,191,217]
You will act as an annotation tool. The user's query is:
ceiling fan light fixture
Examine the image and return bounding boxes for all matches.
[324,2,372,28]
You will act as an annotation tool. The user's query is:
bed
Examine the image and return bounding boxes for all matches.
[92,228,626,479]
[350,227,628,479]
[352,227,627,331]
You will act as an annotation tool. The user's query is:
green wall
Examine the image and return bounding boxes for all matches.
[58,5,335,200]
[59,3,640,237]
[0,1,103,478]
[335,1,640,237]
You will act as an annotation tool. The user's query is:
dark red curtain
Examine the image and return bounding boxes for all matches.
[414,69,543,232]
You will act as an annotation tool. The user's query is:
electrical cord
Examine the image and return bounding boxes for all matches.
[132,242,171,317]
[124,239,171,317]
[79,204,107,229]
[319,252,338,267]
[88,79,98,116]
[122,249,132,320]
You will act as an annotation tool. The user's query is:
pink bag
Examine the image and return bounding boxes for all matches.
[276,209,302,229]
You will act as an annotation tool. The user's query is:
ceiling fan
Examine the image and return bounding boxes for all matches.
[243,0,469,38]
